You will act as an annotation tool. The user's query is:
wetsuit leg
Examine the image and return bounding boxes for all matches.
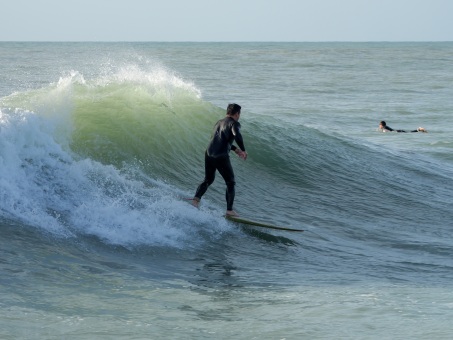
[194,152,216,200]
[216,156,236,211]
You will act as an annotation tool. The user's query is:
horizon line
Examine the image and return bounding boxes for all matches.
[1,40,452,43]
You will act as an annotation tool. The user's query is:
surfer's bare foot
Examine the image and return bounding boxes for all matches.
[189,198,200,208]
[226,210,239,217]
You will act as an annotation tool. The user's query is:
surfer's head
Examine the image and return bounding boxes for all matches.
[227,103,241,116]
[379,121,387,128]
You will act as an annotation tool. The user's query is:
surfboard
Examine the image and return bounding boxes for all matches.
[225,215,304,232]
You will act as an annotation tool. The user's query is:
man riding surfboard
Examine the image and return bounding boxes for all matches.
[189,103,247,217]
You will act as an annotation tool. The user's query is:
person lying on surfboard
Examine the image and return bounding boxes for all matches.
[189,103,247,217]
[379,121,427,133]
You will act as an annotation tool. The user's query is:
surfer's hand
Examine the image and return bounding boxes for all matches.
[236,149,247,160]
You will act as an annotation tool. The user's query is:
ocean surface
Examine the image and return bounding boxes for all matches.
[1,42,453,339]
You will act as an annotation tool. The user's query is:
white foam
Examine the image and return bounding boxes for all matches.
[0,105,230,247]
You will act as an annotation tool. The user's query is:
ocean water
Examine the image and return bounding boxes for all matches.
[1,42,453,339]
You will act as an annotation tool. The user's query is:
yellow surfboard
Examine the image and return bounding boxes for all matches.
[225,215,304,232]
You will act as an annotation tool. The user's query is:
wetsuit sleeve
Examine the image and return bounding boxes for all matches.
[232,122,246,151]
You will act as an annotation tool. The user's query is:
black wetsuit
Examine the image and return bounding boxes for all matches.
[383,126,418,133]
[194,116,246,211]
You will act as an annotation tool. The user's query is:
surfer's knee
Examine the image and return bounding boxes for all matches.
[226,179,235,189]
[202,177,215,186]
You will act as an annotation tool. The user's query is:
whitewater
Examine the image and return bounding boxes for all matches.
[1,42,453,339]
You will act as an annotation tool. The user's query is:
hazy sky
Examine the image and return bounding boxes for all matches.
[2,0,452,42]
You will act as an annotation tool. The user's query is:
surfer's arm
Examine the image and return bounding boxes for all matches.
[231,122,246,151]
[231,122,247,160]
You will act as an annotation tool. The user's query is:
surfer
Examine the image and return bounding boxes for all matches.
[190,103,247,217]
[379,121,427,133]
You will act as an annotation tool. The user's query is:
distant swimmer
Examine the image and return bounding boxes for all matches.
[189,103,247,217]
[379,121,427,133]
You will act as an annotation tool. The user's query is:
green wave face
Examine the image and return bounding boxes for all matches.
[2,67,224,184]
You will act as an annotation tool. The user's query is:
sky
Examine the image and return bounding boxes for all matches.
[1,0,452,42]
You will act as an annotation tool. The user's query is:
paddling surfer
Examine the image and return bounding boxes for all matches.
[190,103,247,217]
[379,121,427,133]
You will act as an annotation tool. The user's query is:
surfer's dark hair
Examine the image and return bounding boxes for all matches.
[380,121,387,126]
[227,103,241,116]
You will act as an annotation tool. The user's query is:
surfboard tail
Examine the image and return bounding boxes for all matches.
[225,215,304,232]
